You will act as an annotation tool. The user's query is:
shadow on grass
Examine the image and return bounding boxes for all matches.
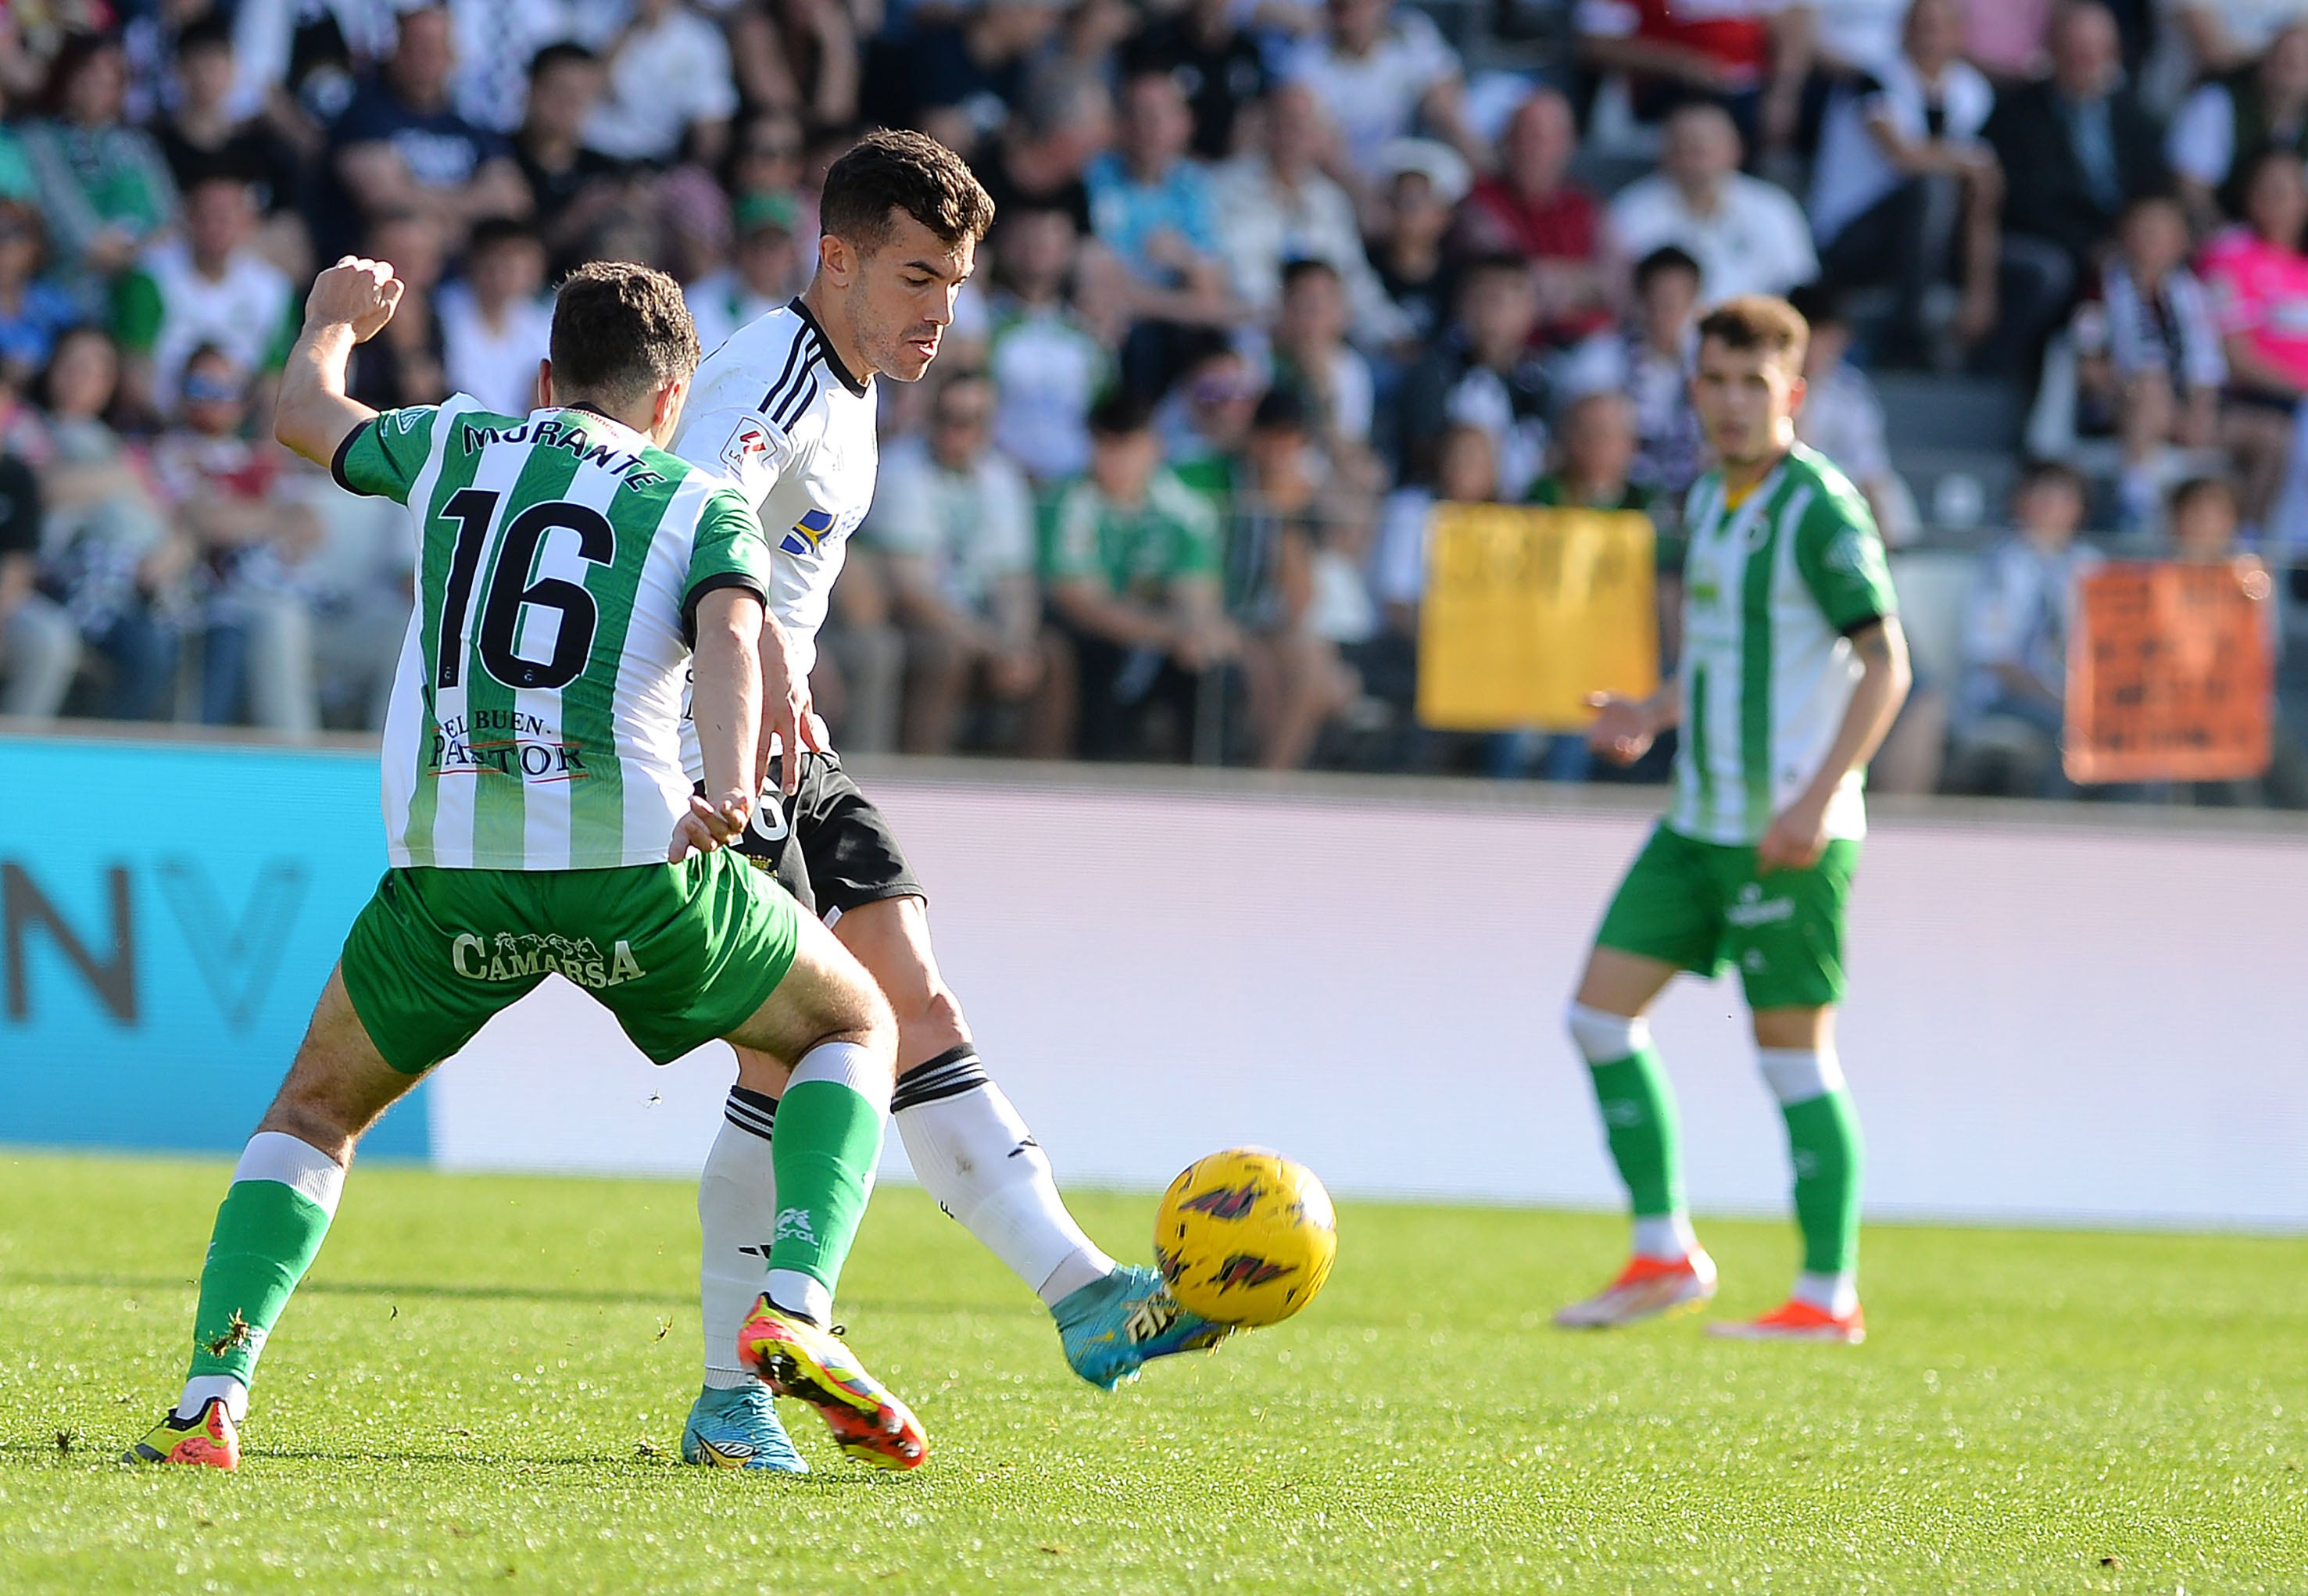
[1,1271,1020,1319]
[0,1439,907,1483]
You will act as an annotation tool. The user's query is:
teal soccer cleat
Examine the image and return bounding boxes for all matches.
[1055,1265,1233,1391]
[680,1383,810,1473]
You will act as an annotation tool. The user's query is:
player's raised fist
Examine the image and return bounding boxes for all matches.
[304,256,404,343]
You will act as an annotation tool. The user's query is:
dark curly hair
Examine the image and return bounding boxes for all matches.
[819,129,996,254]
[549,261,700,406]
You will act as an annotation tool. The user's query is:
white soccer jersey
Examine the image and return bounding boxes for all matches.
[671,299,879,681]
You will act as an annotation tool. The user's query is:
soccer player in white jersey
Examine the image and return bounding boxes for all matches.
[129,259,929,1470]
[668,130,1229,1472]
[1555,295,1913,1344]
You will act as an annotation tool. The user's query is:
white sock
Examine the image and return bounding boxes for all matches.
[764,1269,833,1326]
[1757,1047,1845,1105]
[1633,1213,1700,1261]
[696,1086,781,1390]
[175,1374,249,1422]
[892,1047,1116,1308]
[1794,1270,1859,1317]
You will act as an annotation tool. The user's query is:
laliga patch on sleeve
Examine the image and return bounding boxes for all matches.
[711,414,789,499]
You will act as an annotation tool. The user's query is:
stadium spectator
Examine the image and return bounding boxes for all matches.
[1121,0,1272,161]
[0,201,78,388]
[1364,138,1464,349]
[443,0,580,137]
[2167,21,2308,234]
[1455,88,1617,349]
[512,42,629,274]
[583,0,740,167]
[971,69,1110,236]
[330,5,530,252]
[1812,0,1916,77]
[1574,0,1814,154]
[1158,335,1262,500]
[2197,148,2308,530]
[438,218,552,418]
[2163,0,2308,84]
[1370,418,1498,636]
[1956,0,2055,83]
[1789,284,1922,546]
[2070,191,2224,529]
[1809,0,2001,363]
[1231,386,1371,769]
[33,324,185,721]
[687,193,807,356]
[1044,388,1236,760]
[1952,459,2100,794]
[1562,244,1707,506]
[721,106,813,241]
[1983,2,2166,357]
[728,0,863,134]
[0,449,75,717]
[151,17,304,274]
[1270,257,1376,468]
[1527,386,1682,688]
[878,0,1067,154]
[114,176,296,421]
[1608,102,1816,305]
[151,345,321,732]
[345,210,449,412]
[1212,83,1409,348]
[1283,0,1487,190]
[1087,65,1239,388]
[20,34,180,317]
[863,371,1051,755]
[985,202,1113,483]
[1397,252,1551,496]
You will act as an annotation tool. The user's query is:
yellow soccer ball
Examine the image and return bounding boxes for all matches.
[1154,1147,1337,1327]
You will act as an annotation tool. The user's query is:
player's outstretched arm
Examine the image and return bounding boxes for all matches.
[1757,616,1913,871]
[675,586,768,863]
[274,256,403,468]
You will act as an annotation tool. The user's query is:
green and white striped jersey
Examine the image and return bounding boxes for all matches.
[334,397,774,870]
[1669,442,1897,846]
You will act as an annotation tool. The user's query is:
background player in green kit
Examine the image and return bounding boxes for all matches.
[126,256,928,1471]
[1555,295,1913,1344]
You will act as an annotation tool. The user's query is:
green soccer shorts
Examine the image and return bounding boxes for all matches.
[339,849,803,1074]
[1594,823,1859,1011]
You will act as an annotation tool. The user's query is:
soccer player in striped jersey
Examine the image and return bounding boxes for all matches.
[1556,295,1912,1344]
[128,258,927,1472]
[667,131,1229,1473]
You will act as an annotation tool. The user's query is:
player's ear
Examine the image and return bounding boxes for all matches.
[819,230,850,288]
[650,374,687,444]
[535,358,554,410]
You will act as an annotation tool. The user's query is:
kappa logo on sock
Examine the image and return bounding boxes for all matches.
[773,1207,819,1249]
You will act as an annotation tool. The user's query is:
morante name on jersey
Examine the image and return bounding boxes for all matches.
[457,417,667,486]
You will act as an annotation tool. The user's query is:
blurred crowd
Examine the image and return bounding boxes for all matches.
[0,0,2299,801]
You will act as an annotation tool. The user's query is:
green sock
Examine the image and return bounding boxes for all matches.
[1781,1088,1863,1276]
[765,1050,887,1299]
[185,1165,338,1390]
[1587,1048,1687,1220]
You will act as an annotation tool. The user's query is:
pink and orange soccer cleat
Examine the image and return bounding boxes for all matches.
[1553,1250,1719,1329]
[737,1296,927,1471]
[1706,1298,1867,1344]
[123,1397,240,1469]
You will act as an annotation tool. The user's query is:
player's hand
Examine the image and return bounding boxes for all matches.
[1756,796,1831,872]
[1585,692,1658,765]
[668,791,751,862]
[305,256,405,343]
[758,617,830,797]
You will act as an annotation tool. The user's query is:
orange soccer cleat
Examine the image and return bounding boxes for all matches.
[123,1397,241,1469]
[1706,1298,1867,1344]
[1553,1250,1719,1329]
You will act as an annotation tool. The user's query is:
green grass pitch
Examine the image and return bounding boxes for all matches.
[3,1149,2303,1594]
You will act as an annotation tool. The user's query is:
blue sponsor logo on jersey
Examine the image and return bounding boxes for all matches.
[781,506,836,556]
